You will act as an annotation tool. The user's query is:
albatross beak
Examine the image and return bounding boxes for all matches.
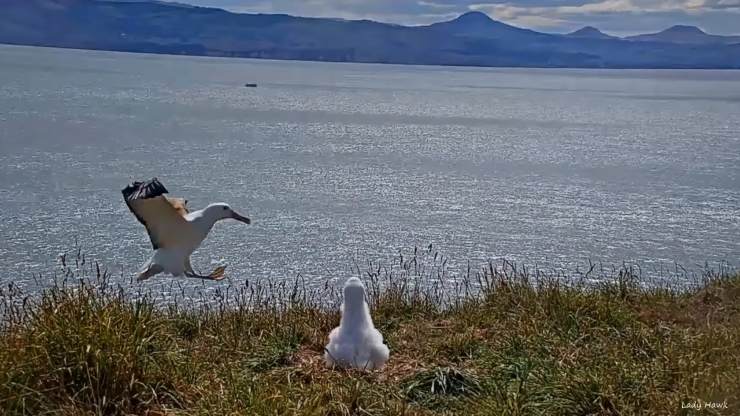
[231,211,251,224]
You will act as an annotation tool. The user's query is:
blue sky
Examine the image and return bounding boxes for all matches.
[172,0,740,35]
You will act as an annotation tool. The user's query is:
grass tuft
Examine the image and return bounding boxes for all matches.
[0,249,738,415]
[403,366,482,405]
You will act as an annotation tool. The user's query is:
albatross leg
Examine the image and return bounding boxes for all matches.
[184,256,197,275]
[184,267,226,281]
[137,264,164,281]
[184,257,227,281]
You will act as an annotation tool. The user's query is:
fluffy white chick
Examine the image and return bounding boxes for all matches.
[325,277,389,370]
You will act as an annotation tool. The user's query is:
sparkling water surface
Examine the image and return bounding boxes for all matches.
[0,44,738,293]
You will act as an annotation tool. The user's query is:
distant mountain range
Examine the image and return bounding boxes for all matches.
[2,0,739,69]
[625,25,740,45]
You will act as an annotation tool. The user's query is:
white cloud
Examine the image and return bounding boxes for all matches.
[190,0,740,34]
[557,0,635,14]
[470,0,740,33]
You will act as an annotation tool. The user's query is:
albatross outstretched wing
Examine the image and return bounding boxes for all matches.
[122,178,191,250]
[166,196,190,216]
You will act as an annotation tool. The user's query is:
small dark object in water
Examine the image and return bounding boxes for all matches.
[244,83,258,88]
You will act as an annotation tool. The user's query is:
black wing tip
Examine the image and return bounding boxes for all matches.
[122,178,169,201]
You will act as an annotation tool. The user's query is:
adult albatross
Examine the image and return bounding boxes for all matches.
[122,178,251,281]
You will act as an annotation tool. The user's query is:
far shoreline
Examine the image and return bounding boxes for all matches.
[4,42,740,72]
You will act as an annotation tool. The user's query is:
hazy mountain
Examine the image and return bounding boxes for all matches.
[626,25,740,45]
[1,0,739,69]
[428,11,547,40]
[566,26,617,40]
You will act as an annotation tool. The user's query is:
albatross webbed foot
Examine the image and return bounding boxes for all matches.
[185,265,227,281]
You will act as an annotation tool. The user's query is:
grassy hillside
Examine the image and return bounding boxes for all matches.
[1,252,738,415]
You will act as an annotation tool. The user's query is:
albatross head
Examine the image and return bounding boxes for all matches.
[342,277,367,315]
[203,203,251,224]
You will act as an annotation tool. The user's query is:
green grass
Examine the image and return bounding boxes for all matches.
[1,251,738,415]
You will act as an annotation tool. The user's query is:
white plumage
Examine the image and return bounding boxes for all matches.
[325,277,390,370]
[122,178,251,281]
